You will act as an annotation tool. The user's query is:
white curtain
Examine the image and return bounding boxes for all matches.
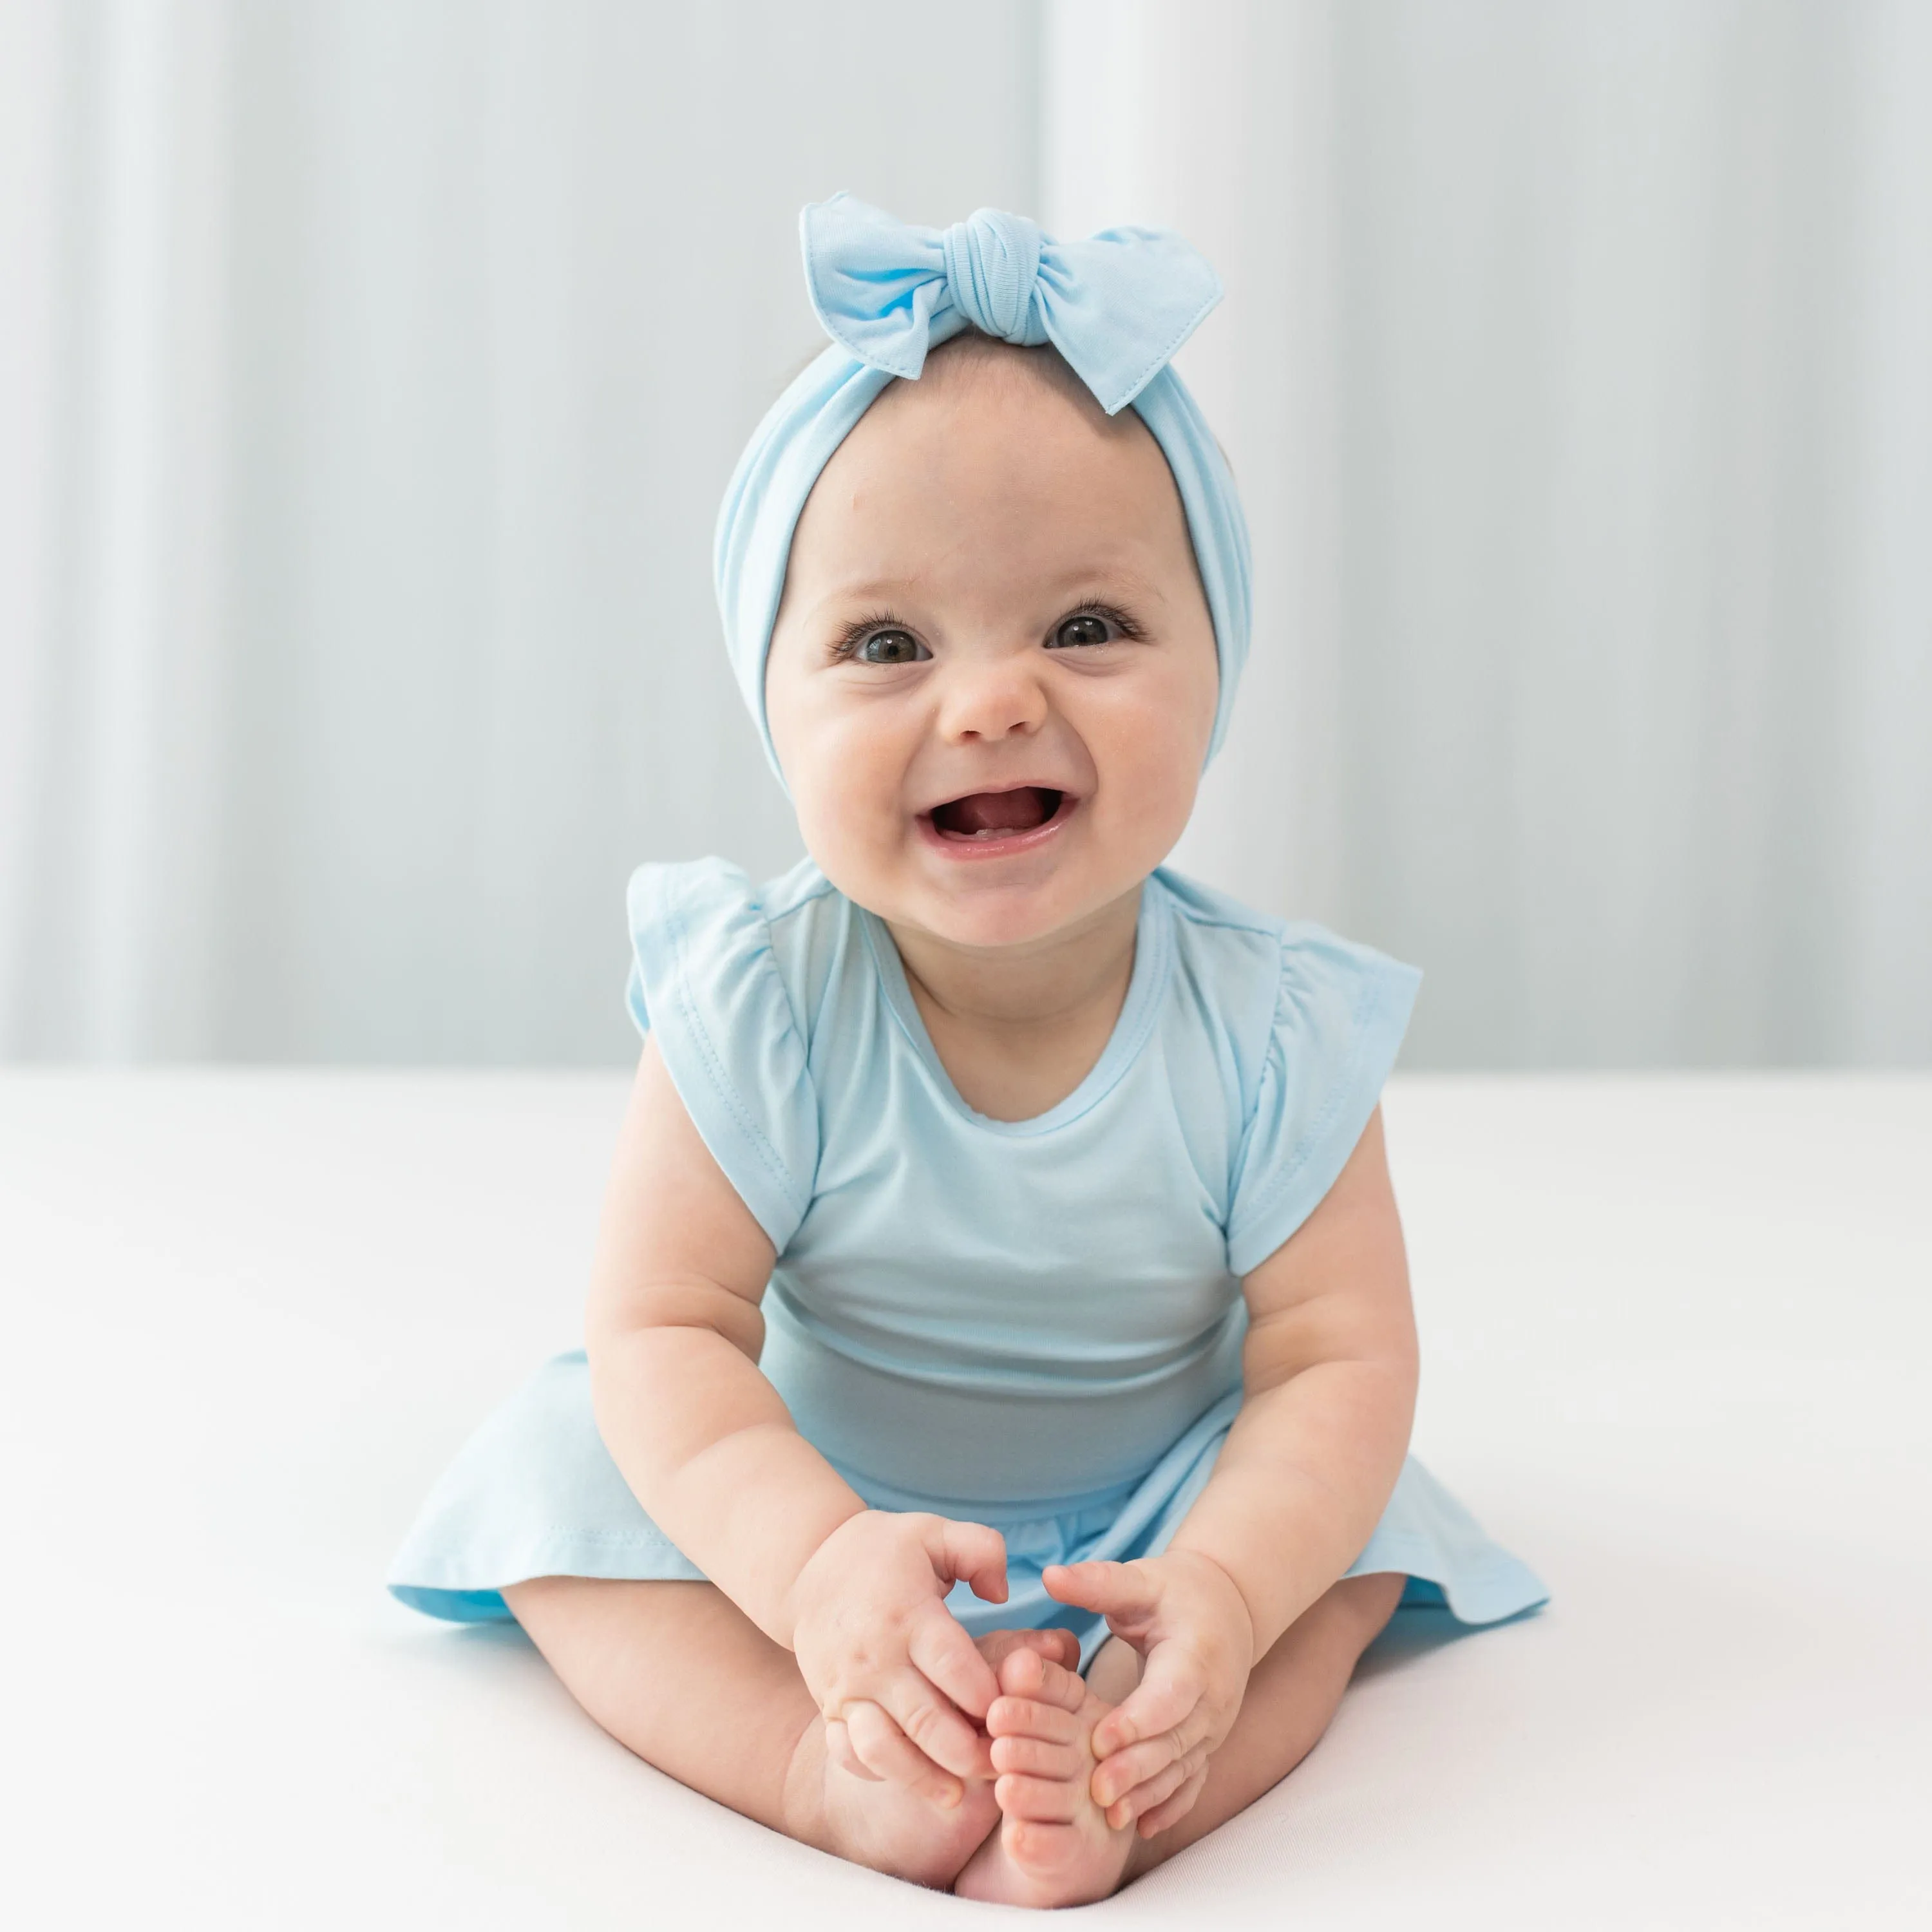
[1048,0,1932,1066]
[4,0,1928,1066]
[0,0,1037,1063]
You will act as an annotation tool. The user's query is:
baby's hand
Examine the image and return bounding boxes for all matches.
[786,1510,1010,1808]
[1043,1549,1256,1836]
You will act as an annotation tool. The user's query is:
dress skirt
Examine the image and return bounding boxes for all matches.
[389,1351,1548,1668]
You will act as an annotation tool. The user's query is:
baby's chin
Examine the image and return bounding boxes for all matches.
[827,842,1144,953]
[898,885,1103,952]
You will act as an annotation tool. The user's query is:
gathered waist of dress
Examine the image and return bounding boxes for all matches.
[847,1462,1148,1525]
[757,1287,1247,1513]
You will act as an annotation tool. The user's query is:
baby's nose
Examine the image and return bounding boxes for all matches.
[938,657,1048,743]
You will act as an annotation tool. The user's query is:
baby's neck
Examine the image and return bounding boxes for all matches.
[886,886,1142,1122]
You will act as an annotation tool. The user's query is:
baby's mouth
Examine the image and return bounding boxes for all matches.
[927,786,1065,842]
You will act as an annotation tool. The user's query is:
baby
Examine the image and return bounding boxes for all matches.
[390,195,1545,1908]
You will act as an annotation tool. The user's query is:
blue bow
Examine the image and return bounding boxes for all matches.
[801,193,1222,415]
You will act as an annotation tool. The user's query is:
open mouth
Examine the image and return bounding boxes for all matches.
[925,786,1070,846]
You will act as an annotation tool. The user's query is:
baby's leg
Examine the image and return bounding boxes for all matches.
[1114,1569,1406,1880]
[504,1576,1032,1889]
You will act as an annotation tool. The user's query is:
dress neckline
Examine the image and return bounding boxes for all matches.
[857,877,1173,1137]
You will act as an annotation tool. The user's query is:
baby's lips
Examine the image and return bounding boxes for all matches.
[929,785,1058,837]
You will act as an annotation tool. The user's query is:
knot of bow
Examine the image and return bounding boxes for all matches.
[800,193,1221,416]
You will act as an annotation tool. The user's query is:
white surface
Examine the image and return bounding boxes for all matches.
[5,1072,1929,1928]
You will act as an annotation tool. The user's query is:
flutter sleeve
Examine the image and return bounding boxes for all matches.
[625,858,819,1253]
[1224,925,1422,1278]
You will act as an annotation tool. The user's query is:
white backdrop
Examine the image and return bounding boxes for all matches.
[3,0,1928,1066]
[1050,0,1932,1066]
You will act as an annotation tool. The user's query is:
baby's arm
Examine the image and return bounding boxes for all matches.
[1046,1106,1417,1831]
[1169,1103,1417,1638]
[585,1039,1012,1801]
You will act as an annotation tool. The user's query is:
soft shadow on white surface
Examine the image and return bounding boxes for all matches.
[5,1072,1929,1927]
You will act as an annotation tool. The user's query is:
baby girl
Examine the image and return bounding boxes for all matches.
[390,194,1545,1908]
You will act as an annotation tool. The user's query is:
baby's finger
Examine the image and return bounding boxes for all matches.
[1092,1649,1205,1760]
[1137,1765,1209,1839]
[824,1717,880,1782]
[928,1518,1009,1606]
[907,1604,1000,1723]
[1041,1558,1159,1620]
[1101,1746,1206,1830]
[843,1699,964,1807]
[1091,1732,1191,1811]
[880,1666,992,1782]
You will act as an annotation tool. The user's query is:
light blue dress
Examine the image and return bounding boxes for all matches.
[389,858,1546,1663]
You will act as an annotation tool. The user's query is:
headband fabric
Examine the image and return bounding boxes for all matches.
[714,193,1253,780]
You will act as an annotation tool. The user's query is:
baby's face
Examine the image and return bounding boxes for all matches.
[765,344,1218,951]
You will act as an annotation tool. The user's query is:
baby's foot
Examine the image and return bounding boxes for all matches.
[952,1645,1135,1908]
[797,1628,1076,1891]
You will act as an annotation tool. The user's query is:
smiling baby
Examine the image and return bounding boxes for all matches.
[389,195,1546,1907]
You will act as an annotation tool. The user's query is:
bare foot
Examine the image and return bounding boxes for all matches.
[789,1627,1078,1891]
[952,1645,1135,1907]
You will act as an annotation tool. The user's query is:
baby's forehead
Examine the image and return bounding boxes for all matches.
[882,334,1151,458]
[780,339,1206,627]
[914,333,1102,410]
[844,334,1171,488]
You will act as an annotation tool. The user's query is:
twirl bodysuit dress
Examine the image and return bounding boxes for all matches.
[388,856,1548,1660]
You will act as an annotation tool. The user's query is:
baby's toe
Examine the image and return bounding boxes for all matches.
[997,1649,1087,1709]
[994,1772,1083,1824]
[990,1732,1083,1779]
[1006,1819,1087,1871]
[986,1692,1080,1743]
[995,1644,1045,1698]
[972,1627,1079,1672]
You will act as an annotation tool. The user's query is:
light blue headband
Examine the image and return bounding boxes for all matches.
[714,193,1252,781]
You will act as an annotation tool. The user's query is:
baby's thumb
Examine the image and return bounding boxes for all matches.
[1041,1558,1156,1618]
[931,1518,1009,1604]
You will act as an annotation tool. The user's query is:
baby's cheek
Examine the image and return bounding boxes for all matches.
[1084,660,1213,774]
[1105,723,1203,841]
[790,736,920,895]
[794,715,899,819]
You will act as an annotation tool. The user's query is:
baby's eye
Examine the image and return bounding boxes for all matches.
[1048,613,1113,649]
[853,628,930,665]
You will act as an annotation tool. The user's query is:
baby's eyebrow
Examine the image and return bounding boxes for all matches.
[812,579,925,605]
[1059,571,1170,604]
[819,564,1170,608]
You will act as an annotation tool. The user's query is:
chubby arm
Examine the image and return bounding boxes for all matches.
[1170,1103,1418,1643]
[585,1040,1017,1801]
[585,1037,863,1636]
[1045,1107,1417,1831]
